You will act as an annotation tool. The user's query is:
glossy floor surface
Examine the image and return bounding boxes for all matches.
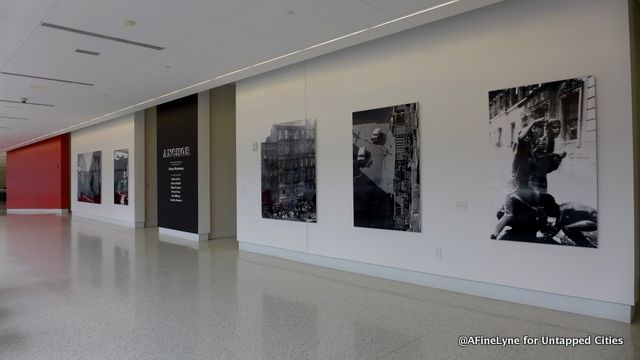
[0,215,638,359]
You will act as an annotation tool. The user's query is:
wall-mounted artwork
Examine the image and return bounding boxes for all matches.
[261,119,316,222]
[157,95,198,233]
[77,151,101,204]
[114,149,129,205]
[489,76,598,247]
[353,103,421,232]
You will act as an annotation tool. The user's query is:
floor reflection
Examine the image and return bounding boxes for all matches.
[0,215,637,359]
[77,234,102,286]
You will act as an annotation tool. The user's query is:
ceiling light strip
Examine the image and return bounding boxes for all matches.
[41,22,165,51]
[3,0,458,151]
[1,72,94,86]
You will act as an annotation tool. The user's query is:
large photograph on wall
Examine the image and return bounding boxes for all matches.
[77,151,102,204]
[353,103,421,232]
[261,119,316,222]
[114,149,128,205]
[489,76,598,247]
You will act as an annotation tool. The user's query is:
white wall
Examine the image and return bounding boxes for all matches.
[236,0,636,308]
[71,113,145,227]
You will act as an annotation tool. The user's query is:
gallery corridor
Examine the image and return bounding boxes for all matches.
[0,215,638,359]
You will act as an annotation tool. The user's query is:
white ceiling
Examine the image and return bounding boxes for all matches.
[0,0,503,150]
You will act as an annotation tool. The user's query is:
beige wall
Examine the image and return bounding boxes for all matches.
[210,84,237,238]
[631,0,639,303]
[144,107,158,227]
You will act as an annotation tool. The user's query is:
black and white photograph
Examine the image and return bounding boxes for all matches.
[114,149,128,205]
[353,103,420,232]
[77,151,102,204]
[261,118,316,222]
[489,76,598,247]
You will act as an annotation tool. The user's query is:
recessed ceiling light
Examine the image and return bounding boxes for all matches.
[29,84,48,90]
[123,19,136,27]
[285,10,295,15]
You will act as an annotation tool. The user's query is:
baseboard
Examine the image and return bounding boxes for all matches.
[8,208,68,214]
[239,241,634,323]
[72,212,144,228]
[209,231,237,239]
[159,227,209,242]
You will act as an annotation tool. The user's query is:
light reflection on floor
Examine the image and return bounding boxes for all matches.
[0,214,637,359]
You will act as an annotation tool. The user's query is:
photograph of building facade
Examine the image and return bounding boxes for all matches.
[353,103,420,232]
[489,76,597,247]
[113,149,128,205]
[77,151,102,204]
[261,119,316,222]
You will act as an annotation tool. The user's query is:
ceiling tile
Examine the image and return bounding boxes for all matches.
[122,52,234,85]
[360,0,447,17]
[400,0,504,26]
[0,0,58,22]
[0,18,35,55]
[224,0,393,47]
[14,27,159,72]
[0,52,12,67]
[0,73,92,108]
[0,0,504,150]
[172,0,263,21]
[168,22,295,67]
[99,68,204,103]
[3,54,113,84]
[43,0,216,48]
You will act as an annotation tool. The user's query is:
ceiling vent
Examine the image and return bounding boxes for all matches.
[0,99,54,107]
[0,115,29,120]
[75,49,100,56]
[1,72,94,86]
[41,22,165,51]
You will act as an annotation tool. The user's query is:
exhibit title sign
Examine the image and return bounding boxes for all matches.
[157,95,198,233]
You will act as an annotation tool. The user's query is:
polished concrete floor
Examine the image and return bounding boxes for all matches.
[0,215,638,359]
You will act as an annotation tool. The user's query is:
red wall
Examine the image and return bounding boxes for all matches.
[7,134,70,209]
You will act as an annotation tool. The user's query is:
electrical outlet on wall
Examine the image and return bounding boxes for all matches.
[252,141,258,151]
[454,200,468,211]
[435,248,443,260]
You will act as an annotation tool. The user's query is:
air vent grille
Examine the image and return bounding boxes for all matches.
[0,99,54,107]
[1,72,94,86]
[75,49,100,56]
[41,22,165,51]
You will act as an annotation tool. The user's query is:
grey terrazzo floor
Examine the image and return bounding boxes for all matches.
[0,214,638,359]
